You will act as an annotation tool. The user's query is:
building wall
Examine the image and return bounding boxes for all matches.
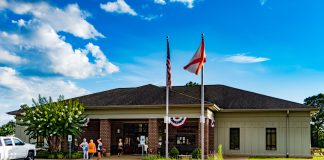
[15,125,29,142]
[214,111,311,157]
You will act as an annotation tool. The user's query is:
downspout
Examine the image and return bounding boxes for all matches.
[286,110,289,158]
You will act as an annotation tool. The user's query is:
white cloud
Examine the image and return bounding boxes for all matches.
[154,0,166,5]
[0,67,91,124]
[0,0,7,9]
[86,43,120,74]
[0,20,119,79]
[260,0,268,6]
[0,31,21,45]
[100,0,137,16]
[11,19,26,26]
[170,0,195,8]
[0,48,27,65]
[3,1,104,39]
[224,54,270,63]
[140,14,163,21]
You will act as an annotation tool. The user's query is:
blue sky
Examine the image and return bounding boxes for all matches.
[0,0,323,125]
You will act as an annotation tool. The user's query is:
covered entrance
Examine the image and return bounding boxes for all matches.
[110,120,148,155]
[123,123,148,154]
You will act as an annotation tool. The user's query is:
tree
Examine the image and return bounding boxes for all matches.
[304,93,324,147]
[0,121,15,136]
[185,81,199,87]
[19,95,86,152]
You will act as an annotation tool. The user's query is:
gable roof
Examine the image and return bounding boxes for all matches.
[7,84,313,115]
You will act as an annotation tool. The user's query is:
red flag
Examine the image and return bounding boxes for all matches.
[183,37,206,75]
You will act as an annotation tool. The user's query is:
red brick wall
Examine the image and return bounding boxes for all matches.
[100,119,111,154]
[148,119,159,154]
[80,119,100,141]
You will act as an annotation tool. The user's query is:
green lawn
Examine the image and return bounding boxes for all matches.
[249,157,324,160]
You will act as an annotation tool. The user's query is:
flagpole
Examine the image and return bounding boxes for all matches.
[201,34,205,160]
[165,36,169,159]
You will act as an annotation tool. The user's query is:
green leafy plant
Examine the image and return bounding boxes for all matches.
[71,152,83,159]
[18,95,87,152]
[143,155,178,160]
[217,144,223,160]
[57,152,64,159]
[0,121,15,136]
[192,148,201,159]
[185,81,199,87]
[35,150,50,158]
[169,146,179,158]
[48,153,55,159]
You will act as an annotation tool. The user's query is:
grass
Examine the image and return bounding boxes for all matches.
[249,157,324,160]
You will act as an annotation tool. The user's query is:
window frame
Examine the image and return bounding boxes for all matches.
[4,138,13,146]
[266,128,277,150]
[14,138,25,146]
[229,128,240,150]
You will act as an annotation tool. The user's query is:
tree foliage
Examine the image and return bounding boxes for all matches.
[304,93,324,147]
[185,81,199,87]
[0,120,15,136]
[19,95,86,152]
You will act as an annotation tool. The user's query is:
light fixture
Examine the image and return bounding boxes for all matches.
[117,129,120,134]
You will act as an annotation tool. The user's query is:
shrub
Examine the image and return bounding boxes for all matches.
[169,147,179,158]
[57,152,64,159]
[71,151,83,159]
[35,150,50,158]
[48,153,56,159]
[143,155,178,160]
[192,148,201,159]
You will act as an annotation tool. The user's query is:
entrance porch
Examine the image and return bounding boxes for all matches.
[78,118,214,156]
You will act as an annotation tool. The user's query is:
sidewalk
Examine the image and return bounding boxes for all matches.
[36,155,143,160]
[36,155,248,160]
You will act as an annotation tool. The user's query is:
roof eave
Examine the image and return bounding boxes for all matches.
[84,103,216,109]
[218,107,317,112]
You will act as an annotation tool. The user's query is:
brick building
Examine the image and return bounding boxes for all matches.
[9,84,315,157]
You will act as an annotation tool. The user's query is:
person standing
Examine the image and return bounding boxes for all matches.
[97,138,103,159]
[80,138,89,159]
[117,139,123,157]
[88,139,96,160]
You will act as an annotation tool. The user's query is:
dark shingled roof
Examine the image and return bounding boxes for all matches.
[74,84,307,109]
[7,84,311,115]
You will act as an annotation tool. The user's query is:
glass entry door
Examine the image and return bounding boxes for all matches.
[123,123,148,154]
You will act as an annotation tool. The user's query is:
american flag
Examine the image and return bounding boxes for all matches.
[166,37,171,89]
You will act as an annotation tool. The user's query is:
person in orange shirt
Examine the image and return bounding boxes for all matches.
[88,139,96,159]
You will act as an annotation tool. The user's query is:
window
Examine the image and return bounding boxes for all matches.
[230,128,240,150]
[14,138,24,146]
[4,138,13,146]
[176,135,195,145]
[176,136,186,145]
[266,128,276,150]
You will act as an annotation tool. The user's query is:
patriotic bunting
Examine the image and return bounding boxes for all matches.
[170,117,187,128]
